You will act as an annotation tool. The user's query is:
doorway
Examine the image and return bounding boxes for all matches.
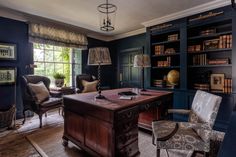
[118,47,143,88]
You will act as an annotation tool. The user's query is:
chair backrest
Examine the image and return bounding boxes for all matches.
[76,74,94,91]
[21,75,50,111]
[189,90,222,128]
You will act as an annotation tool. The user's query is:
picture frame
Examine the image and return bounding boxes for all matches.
[0,43,17,60]
[0,67,17,85]
[210,73,224,91]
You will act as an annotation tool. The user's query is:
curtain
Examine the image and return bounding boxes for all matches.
[29,23,88,49]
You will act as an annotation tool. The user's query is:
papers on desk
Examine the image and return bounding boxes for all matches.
[119,96,133,100]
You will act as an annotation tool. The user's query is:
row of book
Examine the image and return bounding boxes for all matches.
[208,58,229,65]
[192,54,207,65]
[157,57,171,67]
[168,34,178,41]
[219,35,232,49]
[188,34,232,53]
[188,45,201,53]
[154,45,164,55]
[154,45,176,55]
[194,83,210,91]
[153,80,165,87]
[193,78,232,94]
[223,78,232,94]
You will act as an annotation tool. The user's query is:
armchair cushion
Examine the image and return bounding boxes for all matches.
[81,80,98,93]
[28,81,50,104]
[40,97,62,108]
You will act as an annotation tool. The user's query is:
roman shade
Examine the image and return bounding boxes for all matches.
[29,23,88,49]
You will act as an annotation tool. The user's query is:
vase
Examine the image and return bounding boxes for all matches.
[55,79,64,87]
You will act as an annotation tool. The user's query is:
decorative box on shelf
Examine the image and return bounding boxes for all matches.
[203,39,219,50]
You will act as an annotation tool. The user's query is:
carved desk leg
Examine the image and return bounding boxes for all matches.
[62,136,68,146]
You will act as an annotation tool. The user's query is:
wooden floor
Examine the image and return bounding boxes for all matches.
[0,110,63,157]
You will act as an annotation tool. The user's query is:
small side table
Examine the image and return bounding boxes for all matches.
[50,87,75,115]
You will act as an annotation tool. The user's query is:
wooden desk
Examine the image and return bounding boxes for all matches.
[62,88,173,157]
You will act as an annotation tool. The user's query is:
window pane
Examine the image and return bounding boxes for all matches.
[45,44,53,50]
[45,50,54,62]
[34,43,44,49]
[74,64,81,75]
[54,63,64,74]
[33,43,82,87]
[45,63,55,77]
[63,63,71,86]
[34,49,44,61]
[34,62,45,75]
[61,48,71,63]
[74,49,81,64]
[54,51,63,62]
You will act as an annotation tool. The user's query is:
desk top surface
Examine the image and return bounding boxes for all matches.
[63,88,172,111]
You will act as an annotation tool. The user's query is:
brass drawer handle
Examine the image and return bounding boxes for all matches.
[126,111,133,118]
[145,104,150,110]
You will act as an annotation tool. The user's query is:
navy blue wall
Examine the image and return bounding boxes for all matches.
[0,17,115,118]
[0,17,32,118]
[109,33,146,87]
[82,37,115,88]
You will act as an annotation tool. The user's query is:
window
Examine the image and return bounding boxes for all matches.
[33,43,82,87]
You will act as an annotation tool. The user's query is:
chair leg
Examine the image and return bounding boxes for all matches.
[156,148,160,157]
[22,110,26,125]
[204,152,209,157]
[39,114,43,128]
[59,107,61,115]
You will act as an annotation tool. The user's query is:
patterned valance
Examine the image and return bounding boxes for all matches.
[29,23,88,49]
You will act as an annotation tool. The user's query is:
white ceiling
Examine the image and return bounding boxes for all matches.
[0,0,231,40]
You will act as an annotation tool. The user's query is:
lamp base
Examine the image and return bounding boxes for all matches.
[95,94,106,99]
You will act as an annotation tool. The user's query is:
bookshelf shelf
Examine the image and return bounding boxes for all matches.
[152,66,180,69]
[152,53,180,57]
[188,31,232,40]
[188,64,232,68]
[152,39,180,46]
[187,48,231,54]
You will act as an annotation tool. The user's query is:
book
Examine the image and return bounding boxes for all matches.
[118,91,137,96]
[119,96,133,100]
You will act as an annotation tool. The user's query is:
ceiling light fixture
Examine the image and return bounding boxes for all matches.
[97,0,117,31]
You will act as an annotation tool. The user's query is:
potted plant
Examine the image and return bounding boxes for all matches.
[53,73,65,87]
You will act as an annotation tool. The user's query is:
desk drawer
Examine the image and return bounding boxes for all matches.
[116,106,139,121]
[116,127,138,149]
[116,118,138,134]
[117,140,139,157]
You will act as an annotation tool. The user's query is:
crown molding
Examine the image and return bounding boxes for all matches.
[142,0,231,27]
[104,28,146,41]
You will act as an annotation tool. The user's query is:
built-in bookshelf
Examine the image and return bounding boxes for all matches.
[147,5,236,131]
[150,28,180,89]
[187,19,232,94]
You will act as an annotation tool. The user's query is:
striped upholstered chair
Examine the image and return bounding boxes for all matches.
[152,90,222,157]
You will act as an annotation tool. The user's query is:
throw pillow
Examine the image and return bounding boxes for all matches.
[28,81,50,104]
[82,80,98,93]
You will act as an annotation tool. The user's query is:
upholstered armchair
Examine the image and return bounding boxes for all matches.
[75,74,97,93]
[152,90,222,157]
[21,75,63,128]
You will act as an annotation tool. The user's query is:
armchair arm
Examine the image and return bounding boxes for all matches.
[168,109,191,115]
[76,88,82,93]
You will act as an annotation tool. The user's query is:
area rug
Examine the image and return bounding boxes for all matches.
[26,125,193,157]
